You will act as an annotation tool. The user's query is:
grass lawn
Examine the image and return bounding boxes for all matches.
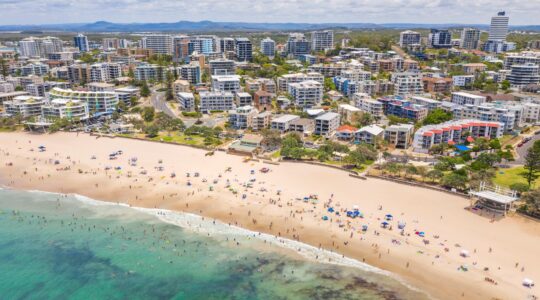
[494,167,539,189]
[150,133,208,146]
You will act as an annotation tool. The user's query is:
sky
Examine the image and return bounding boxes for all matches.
[1,0,539,25]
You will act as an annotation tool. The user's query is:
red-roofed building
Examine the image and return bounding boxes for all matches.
[336,125,359,140]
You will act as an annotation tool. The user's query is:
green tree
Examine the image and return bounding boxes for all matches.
[441,172,468,190]
[427,169,444,182]
[521,140,540,188]
[141,107,155,122]
[422,109,453,126]
[140,82,151,97]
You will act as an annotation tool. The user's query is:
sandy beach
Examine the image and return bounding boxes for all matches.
[1,132,539,300]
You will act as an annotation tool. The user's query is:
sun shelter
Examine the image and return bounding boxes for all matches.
[470,190,518,215]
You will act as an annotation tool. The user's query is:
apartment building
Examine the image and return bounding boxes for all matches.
[235,38,253,62]
[270,114,300,133]
[353,93,384,117]
[48,87,119,114]
[442,101,522,132]
[254,90,272,111]
[178,62,201,85]
[228,105,258,129]
[506,64,540,87]
[4,95,45,117]
[410,96,441,112]
[399,31,421,47]
[391,72,423,96]
[460,28,480,50]
[260,38,276,58]
[311,30,334,52]
[142,35,173,55]
[451,92,486,106]
[452,75,475,87]
[413,119,504,152]
[354,125,384,145]
[199,91,235,112]
[173,79,190,95]
[42,99,90,121]
[209,58,235,76]
[337,104,361,123]
[384,124,415,149]
[252,111,272,131]
[235,92,253,107]
[277,72,323,92]
[422,77,452,94]
[378,97,428,122]
[287,80,323,108]
[314,112,340,137]
[289,118,315,135]
[211,75,241,93]
[177,92,195,112]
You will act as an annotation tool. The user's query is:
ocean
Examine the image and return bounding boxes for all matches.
[0,188,428,300]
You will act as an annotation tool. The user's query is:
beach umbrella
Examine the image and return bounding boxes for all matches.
[327,207,335,213]
[322,216,329,221]
[460,250,469,257]
[381,221,389,228]
[362,225,368,231]
[385,214,393,220]
[346,211,353,217]
[523,278,535,287]
[353,211,360,217]
[353,205,359,210]
[398,221,406,229]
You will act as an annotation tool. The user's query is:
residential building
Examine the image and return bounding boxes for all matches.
[4,96,45,117]
[451,92,486,105]
[453,75,475,87]
[254,90,272,111]
[102,38,120,51]
[142,35,173,55]
[89,63,121,82]
[428,29,452,49]
[87,82,115,92]
[488,11,509,42]
[353,93,384,117]
[311,30,334,52]
[0,91,30,104]
[177,92,195,112]
[235,38,253,62]
[172,35,191,62]
[289,118,315,135]
[504,54,540,69]
[74,34,89,52]
[235,92,253,107]
[460,28,480,50]
[48,87,119,114]
[422,77,452,94]
[209,58,235,75]
[308,63,348,77]
[260,38,275,58]
[229,105,258,129]
[211,75,241,93]
[228,134,264,154]
[410,96,441,112]
[199,91,235,112]
[0,82,14,93]
[384,124,415,149]
[42,99,89,121]
[277,72,323,92]
[399,30,421,47]
[391,72,423,96]
[19,36,63,58]
[442,101,521,131]
[286,33,311,57]
[334,77,358,97]
[271,114,300,133]
[413,119,504,152]
[287,80,323,108]
[178,62,201,85]
[378,97,428,122]
[337,104,361,123]
[173,79,190,95]
[314,112,340,137]
[354,125,384,145]
[336,125,358,140]
[220,38,236,53]
[463,63,487,74]
[114,86,140,106]
[252,111,272,131]
[506,64,540,87]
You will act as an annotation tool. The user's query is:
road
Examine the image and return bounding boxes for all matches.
[513,132,540,165]
[150,90,177,119]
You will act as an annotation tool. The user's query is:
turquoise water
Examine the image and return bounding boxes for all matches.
[0,188,427,300]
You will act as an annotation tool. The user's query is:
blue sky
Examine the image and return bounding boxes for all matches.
[0,0,539,25]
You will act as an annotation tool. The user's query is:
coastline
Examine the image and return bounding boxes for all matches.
[1,131,539,300]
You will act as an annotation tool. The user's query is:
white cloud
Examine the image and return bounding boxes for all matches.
[0,0,538,25]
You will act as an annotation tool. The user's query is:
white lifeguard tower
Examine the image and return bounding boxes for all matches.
[469,182,519,216]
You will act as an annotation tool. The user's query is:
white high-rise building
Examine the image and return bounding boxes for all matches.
[488,11,509,42]
[142,35,173,55]
[260,38,275,58]
[19,37,63,58]
[311,30,334,52]
[399,31,421,47]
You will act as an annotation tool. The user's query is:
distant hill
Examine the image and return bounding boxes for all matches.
[0,20,539,32]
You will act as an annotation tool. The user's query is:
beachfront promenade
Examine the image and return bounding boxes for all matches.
[0,132,539,300]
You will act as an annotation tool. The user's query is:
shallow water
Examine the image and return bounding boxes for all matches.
[0,188,428,299]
